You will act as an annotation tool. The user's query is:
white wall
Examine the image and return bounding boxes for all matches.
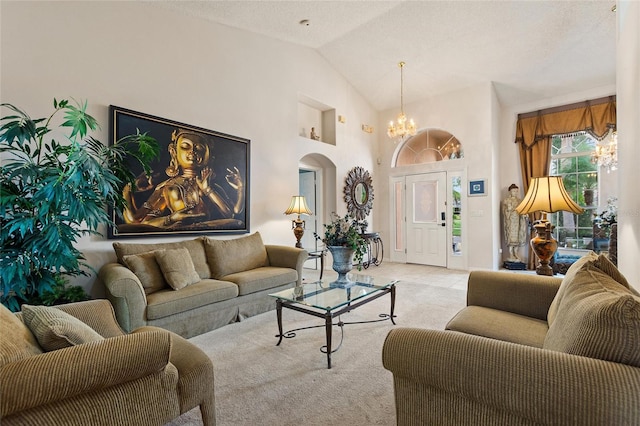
[616,0,640,282]
[0,1,377,296]
[376,82,499,271]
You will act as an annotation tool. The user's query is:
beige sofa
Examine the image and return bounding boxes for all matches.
[383,252,640,425]
[0,299,215,426]
[99,232,307,338]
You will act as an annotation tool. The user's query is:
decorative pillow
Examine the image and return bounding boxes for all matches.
[123,251,167,295]
[154,248,201,290]
[204,232,269,279]
[548,252,629,325]
[113,238,210,279]
[543,260,640,367]
[21,305,104,352]
[0,304,43,367]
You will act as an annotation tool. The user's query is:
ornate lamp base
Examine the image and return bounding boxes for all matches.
[291,217,305,249]
[530,220,557,276]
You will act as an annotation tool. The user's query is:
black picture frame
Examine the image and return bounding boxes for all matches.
[108,106,250,238]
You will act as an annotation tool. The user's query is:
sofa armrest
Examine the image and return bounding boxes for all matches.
[0,330,174,417]
[98,262,148,333]
[467,270,562,321]
[382,328,640,425]
[265,245,308,286]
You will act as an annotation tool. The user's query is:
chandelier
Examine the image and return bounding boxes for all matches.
[387,61,417,142]
[591,129,618,173]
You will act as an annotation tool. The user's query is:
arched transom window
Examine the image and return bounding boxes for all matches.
[395,128,463,166]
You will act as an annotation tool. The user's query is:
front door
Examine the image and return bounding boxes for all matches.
[405,172,447,267]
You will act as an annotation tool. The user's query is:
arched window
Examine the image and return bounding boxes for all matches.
[395,128,463,166]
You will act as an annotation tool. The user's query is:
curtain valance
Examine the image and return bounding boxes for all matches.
[515,96,616,149]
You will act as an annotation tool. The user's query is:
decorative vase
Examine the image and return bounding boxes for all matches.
[327,246,354,287]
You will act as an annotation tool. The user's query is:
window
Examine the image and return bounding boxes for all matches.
[549,132,598,249]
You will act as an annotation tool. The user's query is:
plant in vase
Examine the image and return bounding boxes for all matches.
[0,99,159,311]
[314,213,367,284]
[593,196,618,265]
[593,196,617,232]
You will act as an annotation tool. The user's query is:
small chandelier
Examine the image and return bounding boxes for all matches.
[591,129,618,173]
[387,61,417,142]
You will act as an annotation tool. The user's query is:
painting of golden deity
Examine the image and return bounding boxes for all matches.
[109,106,249,237]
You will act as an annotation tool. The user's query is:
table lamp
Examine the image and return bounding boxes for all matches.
[284,195,312,248]
[515,176,584,275]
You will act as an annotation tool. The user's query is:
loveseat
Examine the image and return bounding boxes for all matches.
[0,299,215,425]
[99,232,307,338]
[383,252,640,425]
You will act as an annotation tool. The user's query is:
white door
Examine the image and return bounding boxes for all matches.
[405,172,447,266]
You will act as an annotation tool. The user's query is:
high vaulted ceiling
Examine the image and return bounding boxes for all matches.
[147,0,617,111]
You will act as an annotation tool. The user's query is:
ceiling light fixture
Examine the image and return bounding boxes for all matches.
[591,129,618,173]
[387,61,417,142]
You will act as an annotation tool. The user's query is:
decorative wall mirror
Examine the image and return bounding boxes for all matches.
[344,166,374,221]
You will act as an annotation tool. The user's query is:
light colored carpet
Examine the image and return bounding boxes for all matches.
[167,264,468,426]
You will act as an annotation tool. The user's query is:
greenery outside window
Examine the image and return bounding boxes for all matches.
[549,132,598,249]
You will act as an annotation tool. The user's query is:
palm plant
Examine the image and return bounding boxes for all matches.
[1,99,159,310]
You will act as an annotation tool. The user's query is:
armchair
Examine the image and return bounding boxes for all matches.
[383,254,640,425]
[0,299,215,426]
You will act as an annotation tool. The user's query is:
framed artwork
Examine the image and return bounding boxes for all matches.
[108,106,250,238]
[468,179,487,197]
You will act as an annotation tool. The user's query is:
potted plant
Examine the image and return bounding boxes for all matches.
[1,99,159,311]
[314,213,368,285]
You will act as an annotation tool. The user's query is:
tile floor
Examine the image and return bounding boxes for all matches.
[302,260,470,292]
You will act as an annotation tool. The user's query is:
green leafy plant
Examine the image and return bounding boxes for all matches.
[1,99,159,311]
[26,274,89,306]
[315,212,368,267]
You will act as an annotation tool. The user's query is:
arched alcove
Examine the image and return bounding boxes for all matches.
[298,153,336,250]
[395,128,463,166]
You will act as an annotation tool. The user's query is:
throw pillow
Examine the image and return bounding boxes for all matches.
[204,232,269,279]
[154,248,201,290]
[123,251,167,295]
[21,305,104,352]
[0,304,43,367]
[548,252,629,325]
[113,238,211,279]
[543,261,640,367]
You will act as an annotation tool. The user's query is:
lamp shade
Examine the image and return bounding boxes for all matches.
[515,176,584,215]
[284,196,312,216]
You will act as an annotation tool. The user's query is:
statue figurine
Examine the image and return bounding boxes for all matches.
[502,183,527,267]
[310,127,320,140]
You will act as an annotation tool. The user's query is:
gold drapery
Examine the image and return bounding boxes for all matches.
[514,96,616,269]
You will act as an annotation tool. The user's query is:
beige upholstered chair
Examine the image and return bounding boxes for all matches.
[0,299,215,426]
[383,253,640,425]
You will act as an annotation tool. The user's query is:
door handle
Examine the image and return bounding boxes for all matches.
[441,211,446,227]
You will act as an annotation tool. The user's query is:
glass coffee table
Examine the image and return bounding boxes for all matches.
[269,273,397,369]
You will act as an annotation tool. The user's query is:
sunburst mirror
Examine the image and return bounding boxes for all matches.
[343,166,374,221]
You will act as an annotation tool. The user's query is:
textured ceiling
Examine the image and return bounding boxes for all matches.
[147,0,617,111]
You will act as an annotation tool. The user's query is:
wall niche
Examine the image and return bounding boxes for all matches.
[297,93,336,145]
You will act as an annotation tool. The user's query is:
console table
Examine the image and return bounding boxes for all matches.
[361,232,383,268]
[307,249,326,279]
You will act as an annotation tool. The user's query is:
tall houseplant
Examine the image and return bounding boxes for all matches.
[0,99,159,310]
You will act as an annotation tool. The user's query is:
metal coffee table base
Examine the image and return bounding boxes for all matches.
[275,284,396,369]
